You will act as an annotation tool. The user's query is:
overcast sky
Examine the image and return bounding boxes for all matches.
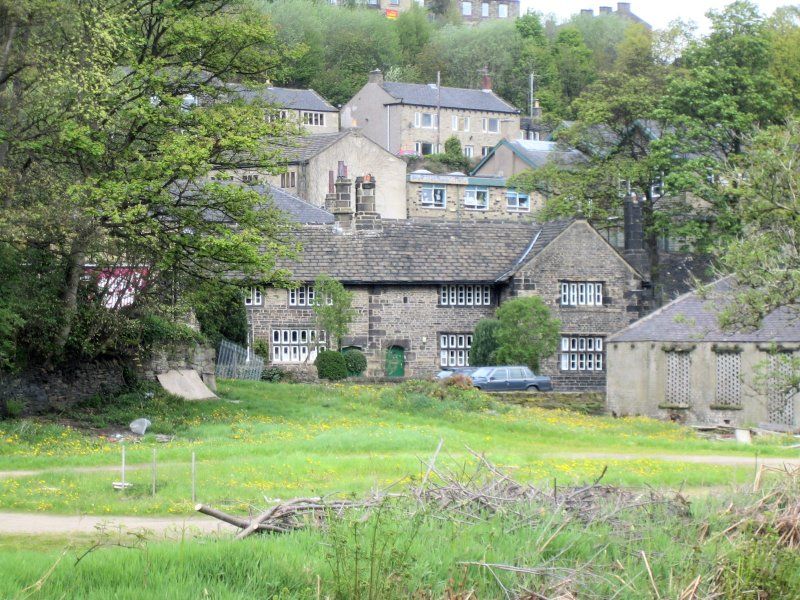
[524,1,793,32]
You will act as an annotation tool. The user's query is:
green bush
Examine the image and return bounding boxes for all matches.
[2,397,24,419]
[261,365,291,382]
[342,348,367,376]
[379,379,505,415]
[315,350,348,381]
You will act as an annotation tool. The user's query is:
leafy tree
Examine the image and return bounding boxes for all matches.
[567,11,629,74]
[191,281,249,349]
[469,319,500,366]
[396,6,433,67]
[0,0,298,367]
[312,275,356,351]
[493,297,560,372]
[716,120,800,329]
[552,27,595,107]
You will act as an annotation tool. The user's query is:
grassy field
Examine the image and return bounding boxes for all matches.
[0,379,797,516]
[2,379,800,598]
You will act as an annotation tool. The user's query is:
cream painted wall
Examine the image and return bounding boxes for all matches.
[304,132,407,220]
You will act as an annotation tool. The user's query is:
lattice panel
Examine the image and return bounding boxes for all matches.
[768,355,796,426]
[665,352,691,406]
[715,352,742,407]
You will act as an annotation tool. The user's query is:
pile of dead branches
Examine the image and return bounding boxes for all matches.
[725,463,800,549]
[197,445,688,540]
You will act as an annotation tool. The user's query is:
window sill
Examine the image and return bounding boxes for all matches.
[507,209,531,213]
[419,205,446,210]
[709,404,743,411]
[658,404,690,410]
[465,207,488,211]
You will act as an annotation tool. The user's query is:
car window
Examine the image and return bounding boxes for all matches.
[472,367,492,378]
[523,367,534,378]
[509,368,525,380]
[491,368,508,380]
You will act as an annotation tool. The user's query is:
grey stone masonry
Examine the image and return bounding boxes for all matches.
[507,221,647,390]
[247,218,647,388]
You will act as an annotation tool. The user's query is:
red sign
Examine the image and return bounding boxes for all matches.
[385,8,398,19]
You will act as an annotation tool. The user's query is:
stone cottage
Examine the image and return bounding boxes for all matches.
[607,277,800,429]
[406,170,543,221]
[245,176,647,389]
[340,70,520,158]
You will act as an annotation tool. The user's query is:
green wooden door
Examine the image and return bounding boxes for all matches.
[385,346,405,378]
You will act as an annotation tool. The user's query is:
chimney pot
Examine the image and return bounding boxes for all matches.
[599,6,612,14]
[368,69,384,84]
[617,2,631,13]
[580,8,593,15]
[481,66,492,92]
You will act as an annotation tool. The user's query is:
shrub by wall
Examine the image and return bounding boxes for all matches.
[315,350,348,381]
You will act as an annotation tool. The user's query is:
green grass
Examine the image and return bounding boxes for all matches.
[1,494,799,599]
[0,379,797,515]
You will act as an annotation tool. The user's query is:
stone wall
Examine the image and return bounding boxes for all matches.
[249,284,497,379]
[510,220,647,391]
[0,361,126,416]
[0,343,216,417]
[406,178,545,221]
[607,341,800,428]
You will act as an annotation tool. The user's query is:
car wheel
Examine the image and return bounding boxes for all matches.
[474,386,481,390]
[527,385,539,392]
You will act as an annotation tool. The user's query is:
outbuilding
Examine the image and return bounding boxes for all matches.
[607,277,800,429]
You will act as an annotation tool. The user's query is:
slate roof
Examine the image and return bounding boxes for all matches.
[253,185,334,224]
[472,139,587,174]
[271,131,352,164]
[230,85,337,112]
[610,277,800,343]
[380,82,519,114]
[278,219,573,284]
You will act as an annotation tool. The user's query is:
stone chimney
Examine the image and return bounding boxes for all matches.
[368,69,384,85]
[354,174,382,231]
[481,66,492,92]
[623,194,649,275]
[599,6,612,14]
[580,8,593,16]
[617,2,631,14]
[330,161,354,229]
[531,99,542,119]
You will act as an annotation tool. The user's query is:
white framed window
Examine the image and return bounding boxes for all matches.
[461,1,472,15]
[481,1,489,16]
[463,145,474,158]
[559,282,604,307]
[414,112,437,129]
[440,332,473,367]
[560,336,604,371]
[481,145,493,157]
[439,284,491,306]
[506,190,530,212]
[498,3,508,17]
[482,118,500,133]
[271,329,326,364]
[464,186,489,210]
[288,285,333,307]
[280,171,296,188]
[301,111,325,126]
[244,287,262,306]
[451,115,470,132]
[414,141,435,156]
[421,184,446,208]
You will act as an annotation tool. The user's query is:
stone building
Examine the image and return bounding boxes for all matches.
[407,169,543,220]
[230,84,340,133]
[246,176,647,389]
[456,0,520,22]
[257,130,407,220]
[579,3,651,29]
[607,277,800,429]
[471,139,587,178]
[340,70,520,158]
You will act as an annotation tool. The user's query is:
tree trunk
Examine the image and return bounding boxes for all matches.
[53,237,88,359]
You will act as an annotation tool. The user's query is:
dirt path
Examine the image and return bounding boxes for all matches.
[0,511,237,536]
[547,452,800,467]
